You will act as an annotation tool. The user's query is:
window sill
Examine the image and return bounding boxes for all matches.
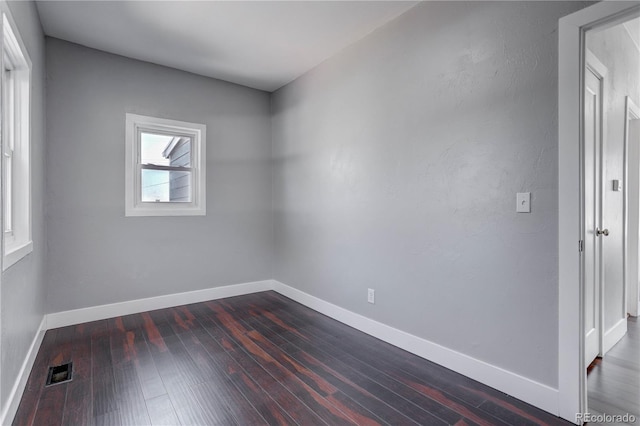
[125,204,206,217]
[3,240,33,271]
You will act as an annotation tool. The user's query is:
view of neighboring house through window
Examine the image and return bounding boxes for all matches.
[125,113,206,216]
[2,13,32,271]
[140,132,192,203]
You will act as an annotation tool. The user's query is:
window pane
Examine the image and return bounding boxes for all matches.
[141,169,191,203]
[4,154,12,232]
[140,133,172,166]
[140,132,191,167]
[3,68,14,233]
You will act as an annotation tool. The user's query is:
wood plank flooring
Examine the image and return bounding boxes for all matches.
[14,291,571,425]
[587,316,639,425]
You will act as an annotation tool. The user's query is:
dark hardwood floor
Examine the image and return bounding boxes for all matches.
[587,316,639,425]
[14,291,570,425]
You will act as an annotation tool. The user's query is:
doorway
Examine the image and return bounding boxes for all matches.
[584,17,640,423]
[584,16,640,360]
[559,2,640,424]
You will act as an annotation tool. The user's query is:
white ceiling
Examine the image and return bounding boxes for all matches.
[35,1,418,92]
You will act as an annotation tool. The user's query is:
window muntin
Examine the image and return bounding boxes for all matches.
[125,114,206,216]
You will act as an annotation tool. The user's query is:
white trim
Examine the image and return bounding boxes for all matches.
[45,280,272,329]
[272,280,560,416]
[559,3,640,423]
[0,11,31,70]
[125,113,206,217]
[2,239,31,270]
[1,11,32,271]
[626,96,640,317]
[558,9,587,421]
[0,316,46,426]
[603,317,628,354]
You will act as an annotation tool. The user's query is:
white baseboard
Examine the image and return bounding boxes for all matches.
[1,316,47,426]
[603,317,628,354]
[46,280,274,329]
[11,279,559,424]
[2,280,273,425]
[271,280,560,417]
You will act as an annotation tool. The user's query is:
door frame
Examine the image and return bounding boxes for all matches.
[625,96,640,317]
[558,2,640,422]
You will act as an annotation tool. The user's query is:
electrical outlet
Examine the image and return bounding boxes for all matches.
[367,288,375,304]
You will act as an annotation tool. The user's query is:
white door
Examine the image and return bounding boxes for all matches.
[584,51,607,365]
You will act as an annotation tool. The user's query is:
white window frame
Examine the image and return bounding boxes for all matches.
[125,113,206,216]
[2,12,32,271]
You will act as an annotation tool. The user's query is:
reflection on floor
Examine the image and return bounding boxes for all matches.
[587,316,639,425]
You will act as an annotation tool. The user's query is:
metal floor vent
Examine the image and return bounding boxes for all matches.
[46,362,73,386]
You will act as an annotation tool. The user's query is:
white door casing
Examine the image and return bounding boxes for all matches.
[558,2,640,423]
[626,96,640,318]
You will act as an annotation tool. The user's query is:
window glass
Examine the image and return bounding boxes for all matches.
[141,133,172,166]
[139,132,193,203]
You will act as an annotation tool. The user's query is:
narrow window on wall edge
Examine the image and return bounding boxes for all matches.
[2,12,33,271]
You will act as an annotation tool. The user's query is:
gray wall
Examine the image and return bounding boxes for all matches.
[45,39,273,313]
[272,1,588,387]
[0,0,46,413]
[587,23,640,330]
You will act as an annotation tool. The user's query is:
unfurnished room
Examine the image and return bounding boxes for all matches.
[0,1,638,425]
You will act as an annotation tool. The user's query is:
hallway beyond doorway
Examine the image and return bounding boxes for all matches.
[587,316,639,424]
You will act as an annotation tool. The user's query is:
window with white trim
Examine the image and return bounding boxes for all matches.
[125,114,206,216]
[2,13,32,271]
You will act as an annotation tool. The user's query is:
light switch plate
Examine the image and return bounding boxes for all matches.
[613,179,622,192]
[517,192,531,213]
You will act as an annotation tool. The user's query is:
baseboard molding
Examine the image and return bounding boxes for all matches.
[46,280,274,329]
[3,280,273,424]
[603,317,628,354]
[1,316,47,426]
[17,279,559,422]
[271,280,560,416]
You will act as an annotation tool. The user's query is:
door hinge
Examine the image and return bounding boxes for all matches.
[579,240,584,252]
